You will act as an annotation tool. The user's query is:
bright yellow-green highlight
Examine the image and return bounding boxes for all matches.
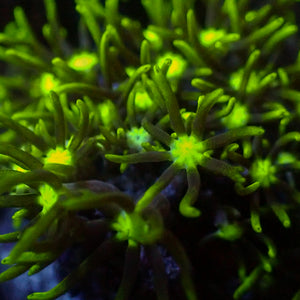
[112,210,162,245]
[272,204,291,228]
[135,89,152,110]
[127,127,150,150]
[40,73,60,95]
[170,135,205,169]
[68,52,98,71]
[217,223,243,241]
[125,66,135,77]
[45,147,72,165]
[199,28,226,47]
[182,111,193,121]
[245,11,257,23]
[277,152,297,164]
[38,184,58,214]
[250,159,277,188]
[222,102,250,129]
[98,100,118,127]
[12,208,27,229]
[13,164,27,173]
[134,83,153,110]
[230,69,260,93]
[157,52,187,79]
[143,29,163,49]
[251,210,262,233]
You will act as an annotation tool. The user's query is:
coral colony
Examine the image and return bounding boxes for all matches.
[0,0,300,299]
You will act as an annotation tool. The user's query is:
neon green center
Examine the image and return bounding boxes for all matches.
[68,52,98,71]
[40,73,60,94]
[45,147,73,165]
[112,210,162,245]
[199,28,226,47]
[250,159,277,188]
[170,135,205,169]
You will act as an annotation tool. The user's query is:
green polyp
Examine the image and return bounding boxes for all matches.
[112,210,163,245]
[38,184,58,214]
[250,159,277,188]
[44,147,73,165]
[127,127,151,150]
[157,52,187,79]
[112,210,134,241]
[40,73,60,95]
[170,135,205,169]
[217,223,243,241]
[222,102,250,129]
[198,28,226,47]
[68,51,98,71]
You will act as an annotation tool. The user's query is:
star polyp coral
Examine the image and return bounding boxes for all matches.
[250,159,277,188]
[170,135,205,169]
[127,127,150,150]
[112,210,163,245]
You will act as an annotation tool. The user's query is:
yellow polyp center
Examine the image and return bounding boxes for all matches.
[68,52,98,71]
[199,28,226,47]
[40,73,59,94]
[45,147,73,165]
[170,135,205,169]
